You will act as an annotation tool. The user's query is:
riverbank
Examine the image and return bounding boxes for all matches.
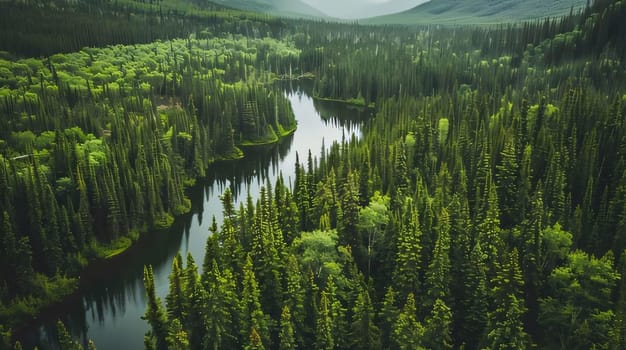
[13,90,367,350]
[5,121,297,341]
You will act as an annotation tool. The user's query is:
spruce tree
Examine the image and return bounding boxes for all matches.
[245,328,266,350]
[278,306,296,350]
[424,299,453,350]
[484,249,530,349]
[142,265,168,349]
[166,318,190,350]
[166,253,187,323]
[392,293,425,350]
[240,255,270,347]
[350,288,381,350]
[315,292,334,350]
[392,199,422,300]
[56,320,82,350]
[424,208,451,310]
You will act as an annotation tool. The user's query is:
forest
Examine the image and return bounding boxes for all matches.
[2,0,626,349]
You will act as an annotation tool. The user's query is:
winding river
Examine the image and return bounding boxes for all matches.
[18,84,369,349]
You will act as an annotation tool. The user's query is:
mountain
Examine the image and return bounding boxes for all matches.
[300,0,429,19]
[365,0,588,24]
[211,0,327,18]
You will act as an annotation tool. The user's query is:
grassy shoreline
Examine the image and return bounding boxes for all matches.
[239,124,297,147]
[313,95,376,108]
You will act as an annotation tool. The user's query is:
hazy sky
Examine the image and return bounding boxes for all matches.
[301,0,429,19]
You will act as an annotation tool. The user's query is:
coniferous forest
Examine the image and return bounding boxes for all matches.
[2,0,626,349]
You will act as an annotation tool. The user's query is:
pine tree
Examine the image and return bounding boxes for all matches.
[245,327,266,350]
[392,142,410,209]
[284,254,306,346]
[475,176,503,277]
[339,171,360,249]
[166,253,187,323]
[613,251,626,349]
[166,318,190,350]
[517,145,533,223]
[496,137,520,227]
[303,270,320,347]
[458,243,488,348]
[278,306,296,350]
[56,320,82,350]
[393,199,422,300]
[424,208,451,310]
[203,260,238,349]
[392,293,425,350]
[379,286,399,346]
[142,265,168,349]
[424,299,453,350]
[350,288,381,350]
[325,276,348,349]
[315,292,334,350]
[240,255,270,347]
[183,254,203,349]
[484,249,530,349]
[144,335,156,350]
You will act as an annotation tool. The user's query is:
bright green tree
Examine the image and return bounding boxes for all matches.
[539,250,618,348]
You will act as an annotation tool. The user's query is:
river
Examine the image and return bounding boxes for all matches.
[18,85,369,349]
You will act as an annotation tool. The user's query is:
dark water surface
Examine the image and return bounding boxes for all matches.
[17,86,369,349]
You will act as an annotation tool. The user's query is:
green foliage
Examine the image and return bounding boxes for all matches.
[5,1,626,349]
[350,288,381,350]
[392,293,425,350]
[142,265,168,349]
[539,251,619,348]
[56,320,82,350]
[278,306,297,350]
[0,21,298,330]
[314,292,334,350]
[291,230,342,284]
[424,299,453,350]
[166,319,190,350]
[366,0,587,25]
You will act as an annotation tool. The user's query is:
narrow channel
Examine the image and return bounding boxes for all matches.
[19,85,369,349]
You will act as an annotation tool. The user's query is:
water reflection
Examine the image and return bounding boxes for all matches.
[17,87,367,350]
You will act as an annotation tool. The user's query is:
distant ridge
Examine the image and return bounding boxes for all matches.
[364,0,588,25]
[211,0,327,18]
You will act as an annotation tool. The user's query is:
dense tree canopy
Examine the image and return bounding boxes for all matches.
[2,0,626,349]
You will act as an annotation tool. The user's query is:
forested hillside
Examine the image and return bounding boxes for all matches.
[2,0,626,349]
[0,0,289,57]
[0,3,300,339]
[366,0,588,24]
[142,0,626,349]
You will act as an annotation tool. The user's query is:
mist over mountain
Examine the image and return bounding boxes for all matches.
[211,0,327,18]
[302,0,429,19]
